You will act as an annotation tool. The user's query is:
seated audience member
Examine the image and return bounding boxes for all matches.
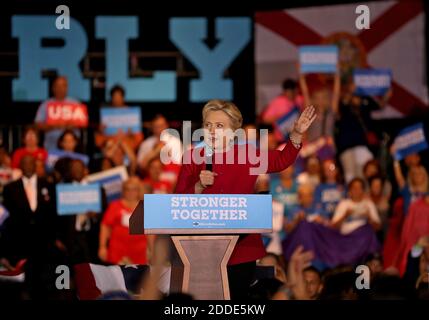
[11,127,48,169]
[314,159,345,218]
[296,155,321,188]
[137,114,182,174]
[285,184,327,233]
[34,75,85,150]
[99,178,154,265]
[332,178,381,235]
[394,194,429,276]
[95,85,143,151]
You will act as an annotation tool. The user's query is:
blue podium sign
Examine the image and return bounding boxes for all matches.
[143,194,273,234]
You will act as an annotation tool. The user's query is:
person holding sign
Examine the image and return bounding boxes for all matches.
[298,62,340,146]
[95,85,144,152]
[392,159,429,215]
[175,100,317,299]
[35,76,87,150]
[55,159,105,264]
[334,80,389,184]
[261,79,304,142]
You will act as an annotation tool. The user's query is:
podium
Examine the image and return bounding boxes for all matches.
[130,194,272,300]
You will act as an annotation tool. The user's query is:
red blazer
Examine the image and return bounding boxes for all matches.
[175,140,301,265]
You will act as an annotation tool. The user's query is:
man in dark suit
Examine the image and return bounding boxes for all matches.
[0,155,60,298]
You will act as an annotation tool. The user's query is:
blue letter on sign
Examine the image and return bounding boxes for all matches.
[169,17,250,102]
[96,16,176,102]
[12,16,89,101]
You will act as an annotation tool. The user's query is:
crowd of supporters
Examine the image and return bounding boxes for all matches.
[0,73,428,300]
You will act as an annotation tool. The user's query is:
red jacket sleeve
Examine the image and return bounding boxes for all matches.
[174,163,199,194]
[174,150,201,194]
[266,139,301,173]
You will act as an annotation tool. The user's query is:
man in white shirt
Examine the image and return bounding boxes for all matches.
[0,155,58,296]
[137,114,182,172]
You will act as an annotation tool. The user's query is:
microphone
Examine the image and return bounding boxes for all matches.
[205,145,214,171]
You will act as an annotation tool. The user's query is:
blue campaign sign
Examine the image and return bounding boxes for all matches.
[46,149,90,171]
[354,68,391,96]
[100,107,142,135]
[83,166,128,204]
[276,106,300,139]
[394,123,428,161]
[144,194,272,233]
[56,183,102,215]
[299,45,338,74]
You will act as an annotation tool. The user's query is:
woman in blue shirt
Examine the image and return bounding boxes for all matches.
[314,159,345,219]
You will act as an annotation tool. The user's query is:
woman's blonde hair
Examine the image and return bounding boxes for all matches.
[202,99,243,130]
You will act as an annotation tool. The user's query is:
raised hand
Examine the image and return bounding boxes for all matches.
[294,105,317,134]
[287,245,314,300]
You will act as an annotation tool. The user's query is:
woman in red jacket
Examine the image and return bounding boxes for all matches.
[174,99,316,299]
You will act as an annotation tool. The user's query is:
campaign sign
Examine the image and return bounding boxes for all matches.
[46,101,88,127]
[353,68,391,96]
[143,194,273,234]
[46,149,89,171]
[276,106,300,139]
[56,183,101,215]
[299,45,338,74]
[393,123,428,161]
[100,107,142,135]
[83,166,129,204]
